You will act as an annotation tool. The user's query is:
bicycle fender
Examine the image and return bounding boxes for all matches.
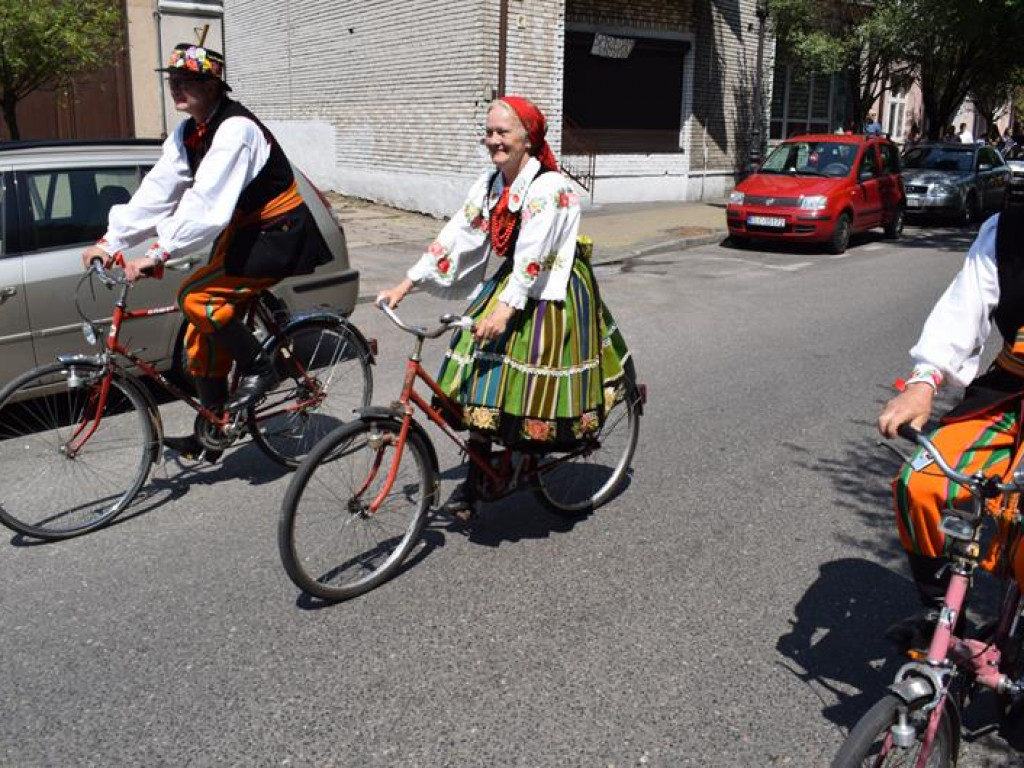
[888,676,935,706]
[356,406,440,481]
[279,312,376,364]
[55,357,163,463]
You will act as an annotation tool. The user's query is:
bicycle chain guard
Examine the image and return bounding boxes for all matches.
[194,412,240,452]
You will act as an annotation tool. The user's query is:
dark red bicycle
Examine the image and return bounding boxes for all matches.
[0,260,374,541]
[278,299,644,602]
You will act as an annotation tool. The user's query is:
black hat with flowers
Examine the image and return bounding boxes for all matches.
[157,43,231,91]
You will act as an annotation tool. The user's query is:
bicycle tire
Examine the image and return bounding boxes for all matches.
[279,418,434,602]
[831,693,955,768]
[0,361,155,540]
[534,380,641,516]
[248,315,373,468]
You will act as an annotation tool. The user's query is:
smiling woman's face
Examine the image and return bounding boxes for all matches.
[484,104,531,181]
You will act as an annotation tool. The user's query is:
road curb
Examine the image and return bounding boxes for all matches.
[355,229,730,303]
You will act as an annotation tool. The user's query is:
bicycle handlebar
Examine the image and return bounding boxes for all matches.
[375,297,474,339]
[897,423,1016,499]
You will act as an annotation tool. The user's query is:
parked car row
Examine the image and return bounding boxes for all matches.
[0,140,360,389]
[727,135,1013,253]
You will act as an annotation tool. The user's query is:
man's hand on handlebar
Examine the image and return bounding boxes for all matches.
[878,382,934,439]
[81,245,114,271]
[122,256,161,283]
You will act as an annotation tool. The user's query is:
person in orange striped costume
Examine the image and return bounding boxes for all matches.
[82,42,332,461]
[879,211,1024,648]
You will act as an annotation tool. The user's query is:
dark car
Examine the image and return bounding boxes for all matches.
[726,134,905,254]
[0,140,360,389]
[901,142,1010,223]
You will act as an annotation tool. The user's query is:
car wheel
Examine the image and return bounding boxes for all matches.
[827,212,851,254]
[884,207,905,239]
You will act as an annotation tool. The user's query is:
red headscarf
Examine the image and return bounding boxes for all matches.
[498,96,559,173]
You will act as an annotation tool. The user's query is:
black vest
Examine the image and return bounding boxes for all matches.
[943,209,1024,421]
[182,98,332,278]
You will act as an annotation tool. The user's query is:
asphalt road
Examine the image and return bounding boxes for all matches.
[1,220,1016,767]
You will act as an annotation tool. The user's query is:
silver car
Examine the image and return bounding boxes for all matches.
[0,140,360,388]
[1004,144,1024,199]
[901,142,1011,224]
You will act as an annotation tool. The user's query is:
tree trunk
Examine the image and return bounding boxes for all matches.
[2,93,20,141]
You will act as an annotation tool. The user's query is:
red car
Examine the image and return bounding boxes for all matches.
[726,134,906,254]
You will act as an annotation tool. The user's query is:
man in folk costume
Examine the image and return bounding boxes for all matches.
[82,42,332,461]
[879,210,1024,647]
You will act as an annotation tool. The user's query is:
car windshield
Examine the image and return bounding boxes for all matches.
[760,141,858,177]
[902,146,974,172]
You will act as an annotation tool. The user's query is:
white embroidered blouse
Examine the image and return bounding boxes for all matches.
[406,157,581,309]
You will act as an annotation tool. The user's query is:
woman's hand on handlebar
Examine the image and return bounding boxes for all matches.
[878,382,934,439]
[377,278,413,309]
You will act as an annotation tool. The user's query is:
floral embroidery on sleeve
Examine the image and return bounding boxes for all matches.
[463,202,486,231]
[557,188,580,208]
[521,196,549,223]
[428,240,452,278]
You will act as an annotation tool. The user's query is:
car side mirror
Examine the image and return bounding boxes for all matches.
[978,163,992,172]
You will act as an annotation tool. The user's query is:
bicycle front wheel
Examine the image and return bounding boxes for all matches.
[279,419,434,602]
[534,380,641,516]
[249,315,373,468]
[831,693,955,768]
[0,362,155,540]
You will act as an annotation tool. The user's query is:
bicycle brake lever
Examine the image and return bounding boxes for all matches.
[879,440,913,465]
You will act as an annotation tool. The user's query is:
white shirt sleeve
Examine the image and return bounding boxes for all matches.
[406,172,491,287]
[100,115,270,259]
[909,213,1000,387]
[100,127,192,254]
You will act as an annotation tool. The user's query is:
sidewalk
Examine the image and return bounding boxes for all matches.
[327,193,729,302]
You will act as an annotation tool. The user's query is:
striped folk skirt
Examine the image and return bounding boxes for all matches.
[434,254,631,449]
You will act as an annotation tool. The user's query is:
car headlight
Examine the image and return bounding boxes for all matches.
[799,195,828,210]
[728,191,745,205]
[930,183,957,196]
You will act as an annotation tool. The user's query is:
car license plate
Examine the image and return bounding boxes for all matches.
[906,197,921,208]
[747,215,785,228]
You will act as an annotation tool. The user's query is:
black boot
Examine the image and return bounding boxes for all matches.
[163,377,228,462]
[444,440,491,524]
[214,319,281,413]
[885,553,951,652]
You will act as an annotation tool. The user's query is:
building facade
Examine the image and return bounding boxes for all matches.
[223,0,774,215]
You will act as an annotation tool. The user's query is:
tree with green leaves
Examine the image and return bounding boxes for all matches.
[0,0,122,140]
[770,0,913,127]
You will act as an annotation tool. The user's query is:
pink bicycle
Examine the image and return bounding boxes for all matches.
[831,424,1024,767]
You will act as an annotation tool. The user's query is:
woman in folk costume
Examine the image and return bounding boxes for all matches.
[377,95,632,521]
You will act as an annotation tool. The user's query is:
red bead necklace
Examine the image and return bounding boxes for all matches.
[489,187,519,257]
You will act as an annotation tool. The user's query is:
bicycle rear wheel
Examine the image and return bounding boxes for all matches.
[249,315,373,468]
[0,362,155,540]
[279,418,434,602]
[534,380,641,516]
[831,693,955,767]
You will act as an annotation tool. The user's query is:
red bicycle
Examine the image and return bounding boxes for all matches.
[0,260,374,541]
[278,299,644,602]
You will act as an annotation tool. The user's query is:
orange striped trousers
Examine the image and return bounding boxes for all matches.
[176,227,277,378]
[893,409,1024,588]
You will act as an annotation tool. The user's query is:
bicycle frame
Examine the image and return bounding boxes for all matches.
[66,268,319,455]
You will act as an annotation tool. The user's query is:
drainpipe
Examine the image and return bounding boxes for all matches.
[154,9,168,137]
[497,0,508,96]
